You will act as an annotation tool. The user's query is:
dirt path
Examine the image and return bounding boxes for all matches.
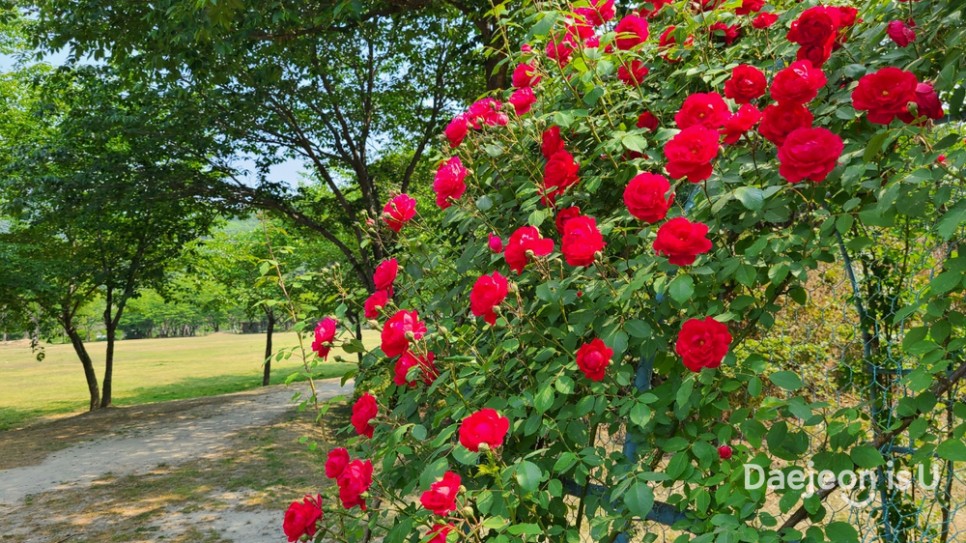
[0,379,352,543]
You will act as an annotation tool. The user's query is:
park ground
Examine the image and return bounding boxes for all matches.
[0,332,367,543]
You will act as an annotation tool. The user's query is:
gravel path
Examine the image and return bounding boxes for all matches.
[0,379,352,542]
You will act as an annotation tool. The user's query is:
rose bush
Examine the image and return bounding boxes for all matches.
[291,0,965,541]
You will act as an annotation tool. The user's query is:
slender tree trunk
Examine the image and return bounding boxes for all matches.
[101,322,116,408]
[64,324,100,411]
[262,309,275,386]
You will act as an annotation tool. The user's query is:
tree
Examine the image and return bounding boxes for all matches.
[0,65,219,409]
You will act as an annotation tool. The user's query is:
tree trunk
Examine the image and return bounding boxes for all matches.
[101,321,116,408]
[262,309,275,386]
[64,325,100,411]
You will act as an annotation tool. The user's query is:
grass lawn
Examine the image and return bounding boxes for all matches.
[0,330,370,431]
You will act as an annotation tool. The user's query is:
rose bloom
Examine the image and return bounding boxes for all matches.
[542,149,580,205]
[675,92,730,129]
[459,408,510,452]
[624,173,674,223]
[325,448,350,479]
[546,35,575,66]
[541,125,565,159]
[757,102,813,146]
[653,217,712,266]
[641,0,672,18]
[381,309,428,357]
[658,26,694,63]
[676,317,732,372]
[618,60,649,86]
[709,22,741,45]
[555,206,582,236]
[778,127,844,184]
[718,444,733,460]
[465,97,507,128]
[420,471,462,516]
[770,60,826,105]
[663,126,720,183]
[488,233,504,253]
[337,459,373,510]
[637,111,659,131]
[852,67,919,125]
[311,317,337,359]
[723,64,766,104]
[562,215,606,267]
[444,115,468,148]
[505,226,554,274]
[364,289,390,319]
[887,20,916,47]
[373,258,398,290]
[615,14,649,50]
[510,87,536,115]
[512,61,541,88]
[470,271,509,325]
[735,0,764,15]
[575,0,616,26]
[429,523,454,543]
[576,338,613,381]
[382,193,417,233]
[433,156,468,209]
[721,104,762,145]
[752,12,779,29]
[283,494,323,543]
[351,392,378,438]
[394,350,438,387]
[910,82,944,121]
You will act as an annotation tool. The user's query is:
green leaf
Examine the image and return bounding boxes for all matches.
[515,461,543,492]
[534,385,555,413]
[734,187,765,211]
[624,481,655,519]
[937,439,966,461]
[769,371,803,391]
[826,522,858,543]
[668,274,695,304]
[622,133,648,153]
[850,446,884,468]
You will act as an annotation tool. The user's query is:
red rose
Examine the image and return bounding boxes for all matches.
[624,173,674,223]
[770,60,826,105]
[562,215,606,267]
[337,459,373,510]
[470,271,509,325]
[718,444,733,459]
[325,448,350,479]
[653,217,712,266]
[510,87,536,115]
[542,149,580,205]
[675,92,730,130]
[381,309,427,357]
[541,126,565,159]
[466,98,508,128]
[512,61,541,88]
[911,82,944,121]
[428,523,454,543]
[311,317,337,359]
[364,290,390,319]
[786,6,856,66]
[658,26,693,63]
[617,60,649,86]
[444,115,468,148]
[637,111,660,131]
[575,0,616,26]
[777,127,843,184]
[373,258,398,291]
[382,193,417,233]
[615,14,649,50]
[459,408,510,452]
[420,471,461,516]
[663,126,720,183]
[709,22,741,45]
[721,104,762,145]
[488,233,504,253]
[676,317,732,372]
[393,350,438,387]
[852,67,918,125]
[505,226,554,274]
[555,206,582,236]
[752,12,779,29]
[723,64,767,104]
[887,20,916,47]
[283,494,323,542]
[575,338,613,381]
[757,102,813,146]
[641,0,672,18]
[735,0,764,15]
[351,392,378,438]
[433,156,468,209]
[546,35,575,67]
